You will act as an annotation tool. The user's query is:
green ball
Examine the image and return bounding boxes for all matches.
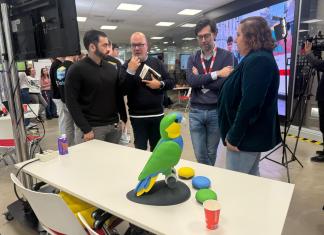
[195,189,217,204]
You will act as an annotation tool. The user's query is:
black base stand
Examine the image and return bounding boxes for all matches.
[4,200,39,230]
[126,180,191,206]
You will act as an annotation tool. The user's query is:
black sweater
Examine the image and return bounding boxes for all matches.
[49,59,62,99]
[56,60,73,103]
[121,57,174,116]
[65,57,127,134]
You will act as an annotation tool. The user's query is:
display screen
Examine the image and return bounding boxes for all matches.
[180,54,191,70]
[216,0,295,116]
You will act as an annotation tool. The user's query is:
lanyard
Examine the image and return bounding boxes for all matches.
[200,47,217,75]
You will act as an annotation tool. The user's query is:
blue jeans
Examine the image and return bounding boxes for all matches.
[189,108,220,166]
[226,150,261,176]
[20,88,31,126]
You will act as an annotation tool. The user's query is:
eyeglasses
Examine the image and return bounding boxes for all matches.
[197,33,212,41]
[131,43,145,49]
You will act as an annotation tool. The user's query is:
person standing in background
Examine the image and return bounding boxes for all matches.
[40,67,56,120]
[56,55,79,146]
[186,19,233,166]
[50,57,64,133]
[26,67,48,120]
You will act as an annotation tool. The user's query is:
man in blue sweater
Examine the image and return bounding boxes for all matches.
[186,19,234,166]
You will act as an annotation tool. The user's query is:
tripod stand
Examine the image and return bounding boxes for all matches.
[260,18,303,183]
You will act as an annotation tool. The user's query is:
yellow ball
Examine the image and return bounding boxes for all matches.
[178,167,195,179]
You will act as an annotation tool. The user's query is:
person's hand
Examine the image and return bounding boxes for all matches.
[225,138,240,152]
[217,66,234,77]
[127,56,141,73]
[192,66,198,75]
[83,130,94,142]
[304,41,312,55]
[142,75,162,89]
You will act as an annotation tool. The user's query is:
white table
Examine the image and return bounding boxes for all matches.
[173,86,190,105]
[16,140,294,235]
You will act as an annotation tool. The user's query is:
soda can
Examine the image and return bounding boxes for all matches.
[58,134,69,155]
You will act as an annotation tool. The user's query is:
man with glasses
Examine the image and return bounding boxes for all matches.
[186,19,234,166]
[65,30,127,144]
[122,32,174,151]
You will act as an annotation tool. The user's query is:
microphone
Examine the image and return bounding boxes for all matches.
[272,16,283,21]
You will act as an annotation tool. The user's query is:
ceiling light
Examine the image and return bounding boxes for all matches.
[302,19,323,24]
[163,42,169,44]
[117,3,142,11]
[77,17,87,22]
[178,9,202,16]
[100,25,118,30]
[299,30,309,32]
[151,37,164,40]
[181,23,196,28]
[156,22,175,27]
[182,37,196,41]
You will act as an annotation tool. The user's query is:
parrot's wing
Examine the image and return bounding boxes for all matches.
[138,140,182,181]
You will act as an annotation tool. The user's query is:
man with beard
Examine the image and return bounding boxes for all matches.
[65,30,127,143]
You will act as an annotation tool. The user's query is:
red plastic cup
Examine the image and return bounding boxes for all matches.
[203,199,221,230]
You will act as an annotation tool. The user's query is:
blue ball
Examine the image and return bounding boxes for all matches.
[192,176,211,189]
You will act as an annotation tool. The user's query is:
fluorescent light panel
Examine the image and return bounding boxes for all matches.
[302,19,323,23]
[182,37,195,41]
[117,3,142,11]
[151,37,164,39]
[77,17,87,22]
[178,9,202,15]
[163,42,169,44]
[100,25,118,30]
[156,22,175,27]
[299,29,309,32]
[181,23,196,28]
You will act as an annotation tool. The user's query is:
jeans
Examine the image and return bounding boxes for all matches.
[20,88,31,126]
[226,150,261,176]
[189,108,220,166]
[41,90,57,118]
[130,116,163,151]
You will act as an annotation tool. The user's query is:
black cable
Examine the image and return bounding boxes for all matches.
[13,158,40,202]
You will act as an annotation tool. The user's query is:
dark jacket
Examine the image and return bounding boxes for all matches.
[186,47,234,110]
[121,56,174,116]
[305,53,324,101]
[49,59,62,99]
[218,50,282,152]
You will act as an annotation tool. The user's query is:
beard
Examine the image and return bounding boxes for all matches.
[94,47,106,59]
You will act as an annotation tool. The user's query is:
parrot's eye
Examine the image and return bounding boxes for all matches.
[175,119,179,123]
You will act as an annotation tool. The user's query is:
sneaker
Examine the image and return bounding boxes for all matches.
[52,114,59,118]
[311,155,324,162]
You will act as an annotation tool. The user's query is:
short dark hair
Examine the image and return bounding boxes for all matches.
[112,43,119,50]
[195,19,218,36]
[240,16,275,51]
[227,36,233,43]
[83,30,107,50]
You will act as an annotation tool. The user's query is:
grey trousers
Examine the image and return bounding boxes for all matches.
[75,123,122,145]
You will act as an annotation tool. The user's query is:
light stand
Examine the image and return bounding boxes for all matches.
[260,17,303,183]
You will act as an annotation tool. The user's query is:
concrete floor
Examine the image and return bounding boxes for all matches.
[1,108,324,235]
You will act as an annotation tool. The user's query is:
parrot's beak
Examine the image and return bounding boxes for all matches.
[165,122,181,138]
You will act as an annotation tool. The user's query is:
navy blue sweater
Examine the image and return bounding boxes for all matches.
[186,47,234,110]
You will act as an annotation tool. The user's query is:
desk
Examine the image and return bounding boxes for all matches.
[16,140,294,235]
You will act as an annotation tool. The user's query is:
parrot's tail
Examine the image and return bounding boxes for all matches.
[135,173,158,197]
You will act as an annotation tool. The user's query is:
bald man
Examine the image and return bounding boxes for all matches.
[122,32,174,151]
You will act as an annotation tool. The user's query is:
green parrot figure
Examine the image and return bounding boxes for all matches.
[134,112,184,197]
